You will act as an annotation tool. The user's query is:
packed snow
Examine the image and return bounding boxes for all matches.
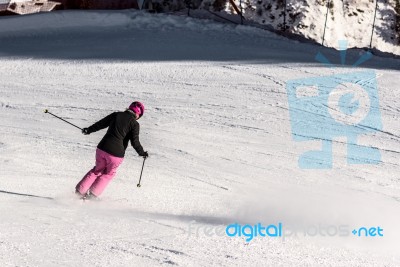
[0,10,399,266]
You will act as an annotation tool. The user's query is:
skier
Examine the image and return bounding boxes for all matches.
[75,101,148,199]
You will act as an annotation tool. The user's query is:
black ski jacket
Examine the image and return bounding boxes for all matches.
[87,111,145,158]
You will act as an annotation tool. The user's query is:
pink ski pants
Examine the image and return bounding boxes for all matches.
[76,149,124,196]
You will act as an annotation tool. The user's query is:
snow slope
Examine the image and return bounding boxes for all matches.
[0,10,400,266]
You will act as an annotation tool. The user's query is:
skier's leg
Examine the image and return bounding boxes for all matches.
[89,153,124,196]
[75,149,107,195]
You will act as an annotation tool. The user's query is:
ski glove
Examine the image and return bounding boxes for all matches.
[82,128,90,135]
[141,151,149,158]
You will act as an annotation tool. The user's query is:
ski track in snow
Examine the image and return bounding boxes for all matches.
[0,9,399,267]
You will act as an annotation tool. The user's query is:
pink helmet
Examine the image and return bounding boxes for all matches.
[129,101,145,118]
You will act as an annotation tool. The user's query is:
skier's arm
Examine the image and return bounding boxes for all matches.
[86,112,116,134]
[130,124,146,156]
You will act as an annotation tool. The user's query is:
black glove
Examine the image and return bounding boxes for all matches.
[141,151,149,158]
[82,128,90,135]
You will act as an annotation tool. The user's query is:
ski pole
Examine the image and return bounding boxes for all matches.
[44,109,82,131]
[137,156,147,188]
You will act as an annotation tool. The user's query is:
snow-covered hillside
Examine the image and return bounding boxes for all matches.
[0,10,399,266]
[238,0,400,55]
[167,0,399,56]
[148,0,400,57]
